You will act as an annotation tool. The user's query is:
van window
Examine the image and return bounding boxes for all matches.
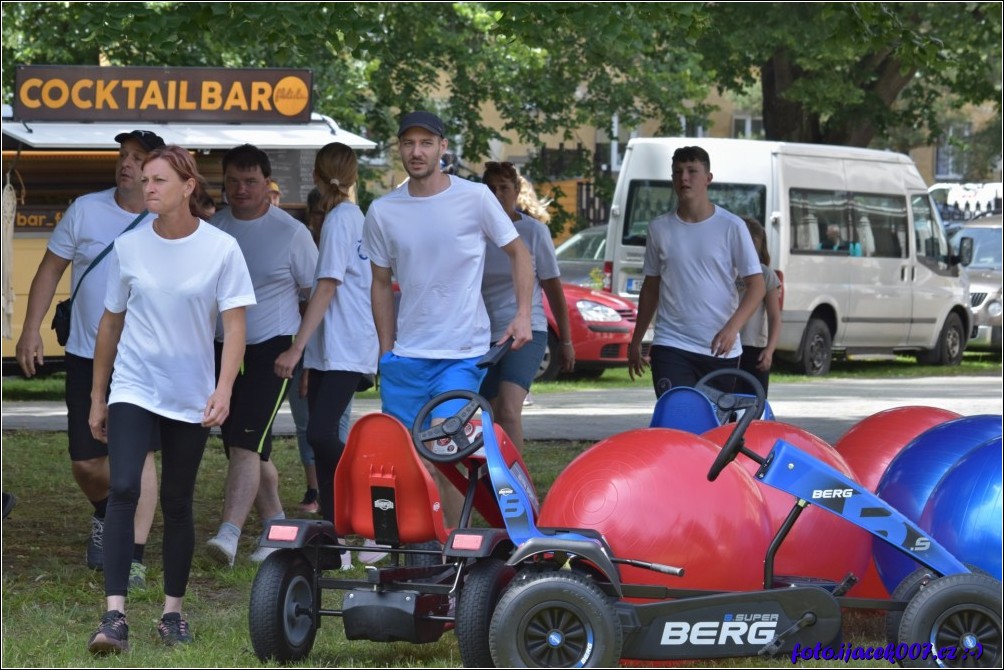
[790,188,908,258]
[790,189,846,252]
[621,180,766,246]
[911,195,951,269]
[851,194,908,259]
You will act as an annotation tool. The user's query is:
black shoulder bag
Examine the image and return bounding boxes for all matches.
[51,210,147,346]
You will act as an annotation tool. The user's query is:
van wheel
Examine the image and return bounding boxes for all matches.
[535,331,562,382]
[796,318,832,376]
[917,312,965,366]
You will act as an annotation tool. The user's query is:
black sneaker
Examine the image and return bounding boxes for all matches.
[157,612,193,646]
[87,610,129,655]
[86,516,104,571]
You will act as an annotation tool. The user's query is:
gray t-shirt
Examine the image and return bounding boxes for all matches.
[481,213,559,341]
[739,263,781,348]
[211,205,318,344]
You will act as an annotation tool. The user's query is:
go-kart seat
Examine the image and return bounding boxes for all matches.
[649,386,721,434]
[334,413,448,546]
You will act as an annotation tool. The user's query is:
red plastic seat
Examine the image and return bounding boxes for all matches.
[334,413,447,546]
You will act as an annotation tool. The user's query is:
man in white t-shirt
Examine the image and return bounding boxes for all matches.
[628,145,765,397]
[15,130,163,583]
[205,144,318,567]
[362,111,534,524]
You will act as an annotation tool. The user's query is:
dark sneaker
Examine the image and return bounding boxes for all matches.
[157,612,193,646]
[87,610,129,655]
[86,516,104,571]
[128,561,147,590]
[298,489,319,514]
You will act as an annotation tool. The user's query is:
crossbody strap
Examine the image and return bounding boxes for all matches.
[67,209,148,305]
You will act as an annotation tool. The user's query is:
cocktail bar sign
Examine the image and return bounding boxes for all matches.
[14,65,313,123]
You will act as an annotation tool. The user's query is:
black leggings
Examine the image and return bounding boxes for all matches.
[104,403,208,598]
[306,370,361,523]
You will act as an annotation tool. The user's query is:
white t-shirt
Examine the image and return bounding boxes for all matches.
[210,205,317,344]
[481,212,558,340]
[643,205,762,358]
[303,202,378,373]
[739,263,782,348]
[46,188,154,358]
[362,176,519,358]
[105,221,255,424]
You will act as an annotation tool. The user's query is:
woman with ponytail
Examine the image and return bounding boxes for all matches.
[274,143,377,567]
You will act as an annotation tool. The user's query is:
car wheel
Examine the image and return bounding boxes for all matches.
[917,312,965,366]
[535,331,562,382]
[796,318,832,376]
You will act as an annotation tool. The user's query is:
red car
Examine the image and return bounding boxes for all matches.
[538,283,644,381]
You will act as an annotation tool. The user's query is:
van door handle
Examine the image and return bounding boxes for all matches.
[901,266,907,281]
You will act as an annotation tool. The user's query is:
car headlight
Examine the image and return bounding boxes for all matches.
[576,299,622,322]
[988,299,1003,319]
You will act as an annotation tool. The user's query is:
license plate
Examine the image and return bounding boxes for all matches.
[626,277,643,294]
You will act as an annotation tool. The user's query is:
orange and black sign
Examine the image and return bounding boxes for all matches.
[14,66,312,123]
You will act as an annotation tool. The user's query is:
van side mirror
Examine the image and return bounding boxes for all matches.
[954,236,974,266]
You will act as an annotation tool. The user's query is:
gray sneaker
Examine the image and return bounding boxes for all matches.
[206,532,238,567]
[128,561,147,590]
[86,516,104,571]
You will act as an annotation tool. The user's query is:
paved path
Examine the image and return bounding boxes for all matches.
[3,376,1000,445]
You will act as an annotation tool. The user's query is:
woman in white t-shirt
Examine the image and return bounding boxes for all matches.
[86,145,255,654]
[274,143,377,549]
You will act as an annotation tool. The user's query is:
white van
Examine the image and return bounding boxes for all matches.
[603,137,972,375]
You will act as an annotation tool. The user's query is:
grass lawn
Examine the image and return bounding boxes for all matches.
[2,428,906,668]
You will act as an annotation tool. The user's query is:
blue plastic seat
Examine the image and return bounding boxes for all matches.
[649,387,722,433]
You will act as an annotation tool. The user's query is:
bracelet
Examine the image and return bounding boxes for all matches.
[562,341,573,346]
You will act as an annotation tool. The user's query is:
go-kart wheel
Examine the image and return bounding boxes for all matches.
[885,567,936,645]
[248,549,318,663]
[411,390,493,463]
[702,369,766,482]
[403,540,445,567]
[489,569,622,668]
[456,558,516,668]
[897,573,1002,668]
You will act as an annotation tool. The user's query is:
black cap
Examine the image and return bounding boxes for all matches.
[114,130,166,152]
[397,111,445,137]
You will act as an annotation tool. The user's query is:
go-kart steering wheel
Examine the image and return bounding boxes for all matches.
[411,390,494,464]
[701,369,766,482]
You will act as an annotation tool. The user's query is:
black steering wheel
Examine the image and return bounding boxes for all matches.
[411,390,494,464]
[702,369,766,482]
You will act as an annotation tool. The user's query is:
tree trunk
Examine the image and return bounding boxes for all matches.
[761,52,822,144]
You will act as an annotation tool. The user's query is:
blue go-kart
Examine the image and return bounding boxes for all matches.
[249,366,1001,667]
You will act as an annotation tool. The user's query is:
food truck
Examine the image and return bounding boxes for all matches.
[2,65,376,374]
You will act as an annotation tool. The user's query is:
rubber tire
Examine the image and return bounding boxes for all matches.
[489,570,622,668]
[885,568,936,645]
[404,540,444,567]
[917,312,965,366]
[898,573,1002,668]
[796,317,832,376]
[248,549,318,663]
[535,331,562,382]
[456,559,516,668]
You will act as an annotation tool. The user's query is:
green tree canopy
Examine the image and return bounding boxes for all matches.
[3,2,1000,162]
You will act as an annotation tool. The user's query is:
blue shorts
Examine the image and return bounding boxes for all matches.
[378,353,487,431]
[480,330,547,398]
